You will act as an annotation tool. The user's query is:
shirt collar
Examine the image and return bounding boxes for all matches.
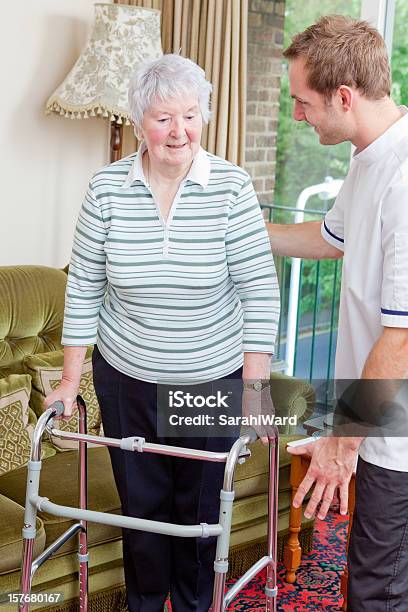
[122,143,210,189]
[353,105,408,164]
[122,142,148,188]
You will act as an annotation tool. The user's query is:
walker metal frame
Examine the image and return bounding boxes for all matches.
[20,396,279,612]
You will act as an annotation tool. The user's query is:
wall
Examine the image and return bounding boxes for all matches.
[246,0,285,205]
[1,0,285,265]
[1,1,110,267]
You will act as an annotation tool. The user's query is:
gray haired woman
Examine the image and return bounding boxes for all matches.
[46,54,280,612]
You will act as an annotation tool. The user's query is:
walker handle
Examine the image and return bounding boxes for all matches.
[49,401,65,418]
[241,427,259,444]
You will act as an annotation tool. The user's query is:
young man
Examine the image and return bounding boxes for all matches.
[269,15,408,610]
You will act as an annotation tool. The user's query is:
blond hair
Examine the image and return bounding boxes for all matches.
[283,15,391,100]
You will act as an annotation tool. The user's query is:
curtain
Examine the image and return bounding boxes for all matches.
[115,0,247,166]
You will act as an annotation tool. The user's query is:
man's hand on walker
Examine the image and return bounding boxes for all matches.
[44,380,79,420]
[286,436,362,520]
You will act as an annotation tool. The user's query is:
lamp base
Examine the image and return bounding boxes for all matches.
[110,118,123,163]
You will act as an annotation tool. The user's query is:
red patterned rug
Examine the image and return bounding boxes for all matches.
[165,508,348,611]
[227,509,348,611]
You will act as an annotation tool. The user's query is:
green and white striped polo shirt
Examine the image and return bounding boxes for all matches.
[62,146,280,383]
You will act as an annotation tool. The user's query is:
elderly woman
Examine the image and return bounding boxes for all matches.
[46,54,280,612]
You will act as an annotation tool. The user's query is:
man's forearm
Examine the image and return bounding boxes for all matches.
[357,327,408,418]
[266,220,343,259]
[362,327,408,379]
[333,330,408,441]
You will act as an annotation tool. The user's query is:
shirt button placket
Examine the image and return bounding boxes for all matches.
[163,226,169,256]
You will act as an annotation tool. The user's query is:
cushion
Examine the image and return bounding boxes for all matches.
[0,374,56,474]
[0,374,34,475]
[24,348,101,450]
[0,493,45,573]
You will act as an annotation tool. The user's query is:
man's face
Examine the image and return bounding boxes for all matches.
[288,58,350,145]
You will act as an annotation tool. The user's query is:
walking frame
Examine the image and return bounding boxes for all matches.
[20,395,279,612]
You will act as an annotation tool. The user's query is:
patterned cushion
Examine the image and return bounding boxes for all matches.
[0,374,33,474]
[24,348,101,450]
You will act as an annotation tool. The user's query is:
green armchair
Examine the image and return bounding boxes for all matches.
[0,265,315,611]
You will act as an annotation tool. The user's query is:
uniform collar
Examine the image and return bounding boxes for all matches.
[122,142,210,189]
[353,105,408,164]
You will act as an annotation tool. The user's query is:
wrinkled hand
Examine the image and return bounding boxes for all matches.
[242,385,275,445]
[287,436,361,519]
[44,380,79,420]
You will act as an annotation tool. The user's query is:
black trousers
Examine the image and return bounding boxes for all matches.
[348,457,408,611]
[92,346,242,612]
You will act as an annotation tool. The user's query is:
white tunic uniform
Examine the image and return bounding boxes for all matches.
[322,106,408,472]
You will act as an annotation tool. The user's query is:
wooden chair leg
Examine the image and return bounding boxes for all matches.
[284,455,307,583]
[341,476,356,611]
[284,451,356,607]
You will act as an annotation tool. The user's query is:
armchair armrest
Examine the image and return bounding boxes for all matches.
[269,372,316,434]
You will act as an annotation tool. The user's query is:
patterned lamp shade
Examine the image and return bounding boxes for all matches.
[46,3,163,125]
